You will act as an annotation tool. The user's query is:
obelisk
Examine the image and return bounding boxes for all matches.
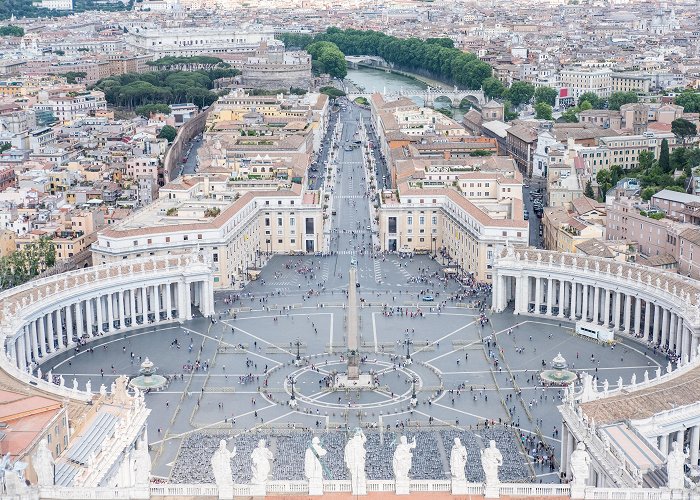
[347,267,359,379]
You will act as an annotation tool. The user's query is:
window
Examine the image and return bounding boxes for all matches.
[133,240,138,246]
[197,234,203,240]
[407,217,413,225]
[166,237,170,243]
[147,238,152,244]
[278,239,283,244]
[184,235,189,241]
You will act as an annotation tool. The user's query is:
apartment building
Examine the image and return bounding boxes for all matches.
[542,197,606,253]
[610,73,651,93]
[577,132,676,172]
[560,67,613,100]
[34,90,107,123]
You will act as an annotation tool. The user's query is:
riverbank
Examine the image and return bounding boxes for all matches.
[358,63,452,90]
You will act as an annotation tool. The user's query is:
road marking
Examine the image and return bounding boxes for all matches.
[416,321,477,359]
[329,313,334,354]
[372,312,378,353]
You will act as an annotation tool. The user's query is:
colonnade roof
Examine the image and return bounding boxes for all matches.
[580,366,700,425]
[499,248,700,309]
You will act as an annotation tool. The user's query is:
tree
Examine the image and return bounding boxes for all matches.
[59,71,87,84]
[641,186,657,201]
[0,142,10,153]
[482,77,505,100]
[503,100,519,121]
[596,168,612,199]
[319,86,346,98]
[584,179,595,199]
[306,41,348,79]
[671,118,697,143]
[0,25,24,36]
[560,108,579,123]
[659,139,670,173]
[608,91,638,110]
[504,81,535,108]
[638,150,655,171]
[158,125,177,143]
[534,87,557,106]
[534,102,553,120]
[577,92,601,109]
[578,100,593,111]
[675,91,700,113]
[136,103,171,117]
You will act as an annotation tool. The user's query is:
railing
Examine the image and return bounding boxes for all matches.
[499,483,570,496]
[266,480,309,493]
[583,487,685,500]
[150,484,219,496]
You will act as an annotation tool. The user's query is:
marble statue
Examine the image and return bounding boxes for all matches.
[131,440,151,487]
[4,470,27,495]
[656,366,661,379]
[250,439,273,485]
[643,371,649,383]
[113,375,130,406]
[210,439,235,488]
[37,367,41,380]
[60,375,65,388]
[450,438,468,480]
[99,384,107,397]
[570,442,590,487]
[304,436,327,495]
[72,378,78,391]
[85,380,91,393]
[344,429,367,494]
[32,438,55,486]
[480,440,503,487]
[630,373,636,386]
[666,441,689,490]
[392,435,416,482]
[603,379,609,393]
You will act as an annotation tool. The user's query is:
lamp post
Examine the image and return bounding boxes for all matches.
[403,334,413,365]
[410,377,418,407]
[288,376,297,408]
[294,338,302,365]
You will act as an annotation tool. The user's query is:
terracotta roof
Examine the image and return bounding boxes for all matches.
[581,365,700,425]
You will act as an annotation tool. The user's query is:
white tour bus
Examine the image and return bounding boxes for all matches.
[575,321,615,343]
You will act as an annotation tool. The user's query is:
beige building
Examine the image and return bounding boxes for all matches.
[560,66,613,100]
[542,196,606,253]
[92,177,325,288]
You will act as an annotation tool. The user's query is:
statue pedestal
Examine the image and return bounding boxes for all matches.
[308,479,323,496]
[484,484,500,499]
[570,484,585,499]
[351,479,367,496]
[250,483,266,497]
[395,478,410,495]
[217,484,234,500]
[451,478,468,495]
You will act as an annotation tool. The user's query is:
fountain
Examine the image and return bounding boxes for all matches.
[540,352,577,385]
[129,357,167,390]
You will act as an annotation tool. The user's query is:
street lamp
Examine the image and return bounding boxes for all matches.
[403,334,413,365]
[288,375,297,408]
[294,338,302,365]
[410,377,418,407]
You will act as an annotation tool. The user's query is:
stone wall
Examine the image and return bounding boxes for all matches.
[163,108,212,183]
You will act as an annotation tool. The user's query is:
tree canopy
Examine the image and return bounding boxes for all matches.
[0,25,23,36]
[306,41,348,79]
[482,77,505,100]
[674,91,700,113]
[534,87,557,106]
[0,238,55,290]
[136,103,172,117]
[146,56,229,71]
[505,81,535,107]
[1,0,133,20]
[158,125,177,143]
[608,91,638,110]
[92,68,237,109]
[671,118,697,142]
[320,86,346,98]
[534,102,552,120]
[280,28,492,90]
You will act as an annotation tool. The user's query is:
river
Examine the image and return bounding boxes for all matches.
[345,66,466,121]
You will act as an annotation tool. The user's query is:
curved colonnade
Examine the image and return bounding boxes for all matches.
[0,253,214,401]
[492,248,700,362]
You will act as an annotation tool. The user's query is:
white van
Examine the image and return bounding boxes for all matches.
[576,321,614,343]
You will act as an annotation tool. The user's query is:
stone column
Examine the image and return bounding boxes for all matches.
[652,304,661,344]
[130,289,138,326]
[644,301,652,340]
[177,281,187,321]
[557,280,565,317]
[570,282,577,320]
[85,297,94,337]
[661,308,670,348]
[690,425,700,467]
[141,286,149,324]
[603,288,611,327]
[692,333,699,360]
[46,310,55,353]
[96,295,104,334]
[593,286,600,324]
[166,283,173,320]
[118,291,125,328]
[668,313,677,352]
[76,300,84,339]
[17,332,27,371]
[681,323,690,360]
[106,292,114,332]
[534,277,542,314]
[66,304,74,346]
[581,285,589,322]
[154,284,162,322]
[37,315,46,357]
[184,282,192,320]
[623,294,632,334]
[633,297,641,336]
[560,424,569,477]
[614,291,622,331]
[29,320,39,361]
[659,434,669,455]
[546,278,553,316]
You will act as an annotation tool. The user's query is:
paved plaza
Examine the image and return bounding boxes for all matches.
[45,104,666,484]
